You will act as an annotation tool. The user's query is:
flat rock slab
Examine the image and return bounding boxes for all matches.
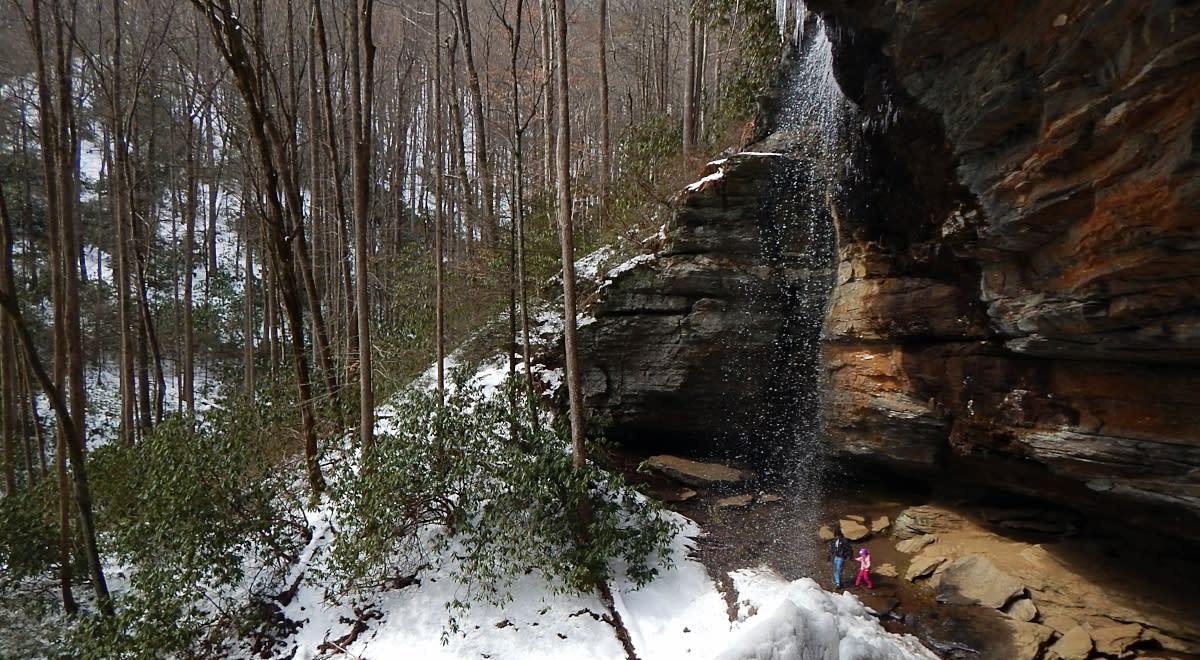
[659,488,698,503]
[876,563,899,578]
[644,454,756,487]
[893,505,966,539]
[1092,623,1144,656]
[839,519,871,540]
[936,555,1026,609]
[896,534,937,554]
[716,494,754,509]
[906,554,947,582]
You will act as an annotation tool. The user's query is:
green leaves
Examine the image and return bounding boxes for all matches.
[0,478,59,581]
[329,369,678,621]
[81,399,308,657]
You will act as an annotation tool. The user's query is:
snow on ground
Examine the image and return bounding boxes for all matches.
[281,506,936,660]
[275,356,938,660]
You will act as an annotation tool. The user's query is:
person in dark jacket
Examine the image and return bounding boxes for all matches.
[829,528,853,589]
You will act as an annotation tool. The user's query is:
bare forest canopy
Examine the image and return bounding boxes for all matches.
[0,0,779,456]
[0,0,785,650]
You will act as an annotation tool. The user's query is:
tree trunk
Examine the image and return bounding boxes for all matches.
[552,0,584,467]
[1,190,18,496]
[453,0,497,250]
[350,0,376,451]
[539,0,555,189]
[243,228,256,397]
[190,0,326,494]
[312,0,357,390]
[683,14,697,157]
[182,118,198,412]
[434,3,446,398]
[597,0,611,223]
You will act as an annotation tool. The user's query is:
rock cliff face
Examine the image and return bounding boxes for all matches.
[575,151,835,472]
[572,2,1200,539]
[804,0,1200,537]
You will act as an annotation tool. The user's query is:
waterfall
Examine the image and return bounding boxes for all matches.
[719,7,854,565]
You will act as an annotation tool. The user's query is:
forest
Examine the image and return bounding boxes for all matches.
[0,0,788,655]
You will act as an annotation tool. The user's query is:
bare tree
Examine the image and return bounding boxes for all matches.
[597,0,611,222]
[434,1,446,398]
[189,0,326,494]
[552,0,583,469]
[452,0,497,250]
[349,0,377,450]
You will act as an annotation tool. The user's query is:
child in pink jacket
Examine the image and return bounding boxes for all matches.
[854,547,874,589]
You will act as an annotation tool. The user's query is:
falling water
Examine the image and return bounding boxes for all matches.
[717,7,855,567]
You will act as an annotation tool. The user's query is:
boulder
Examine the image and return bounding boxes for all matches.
[838,519,870,541]
[643,455,755,488]
[905,554,947,582]
[875,563,898,578]
[895,534,937,554]
[892,506,966,539]
[936,555,1026,609]
[1046,626,1093,660]
[871,516,891,534]
[1003,597,1039,623]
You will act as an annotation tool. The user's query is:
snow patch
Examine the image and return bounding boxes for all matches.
[685,169,725,192]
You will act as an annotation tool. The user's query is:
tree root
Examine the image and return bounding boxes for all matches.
[596,580,639,660]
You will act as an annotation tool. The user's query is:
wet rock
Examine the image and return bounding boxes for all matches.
[905,554,947,582]
[817,525,835,541]
[896,534,937,554]
[756,493,783,505]
[875,563,898,578]
[569,151,833,454]
[716,494,754,510]
[1003,597,1038,623]
[839,519,870,541]
[906,606,1009,658]
[666,488,699,503]
[1091,622,1144,657]
[1046,626,1093,660]
[643,455,755,488]
[936,555,1026,609]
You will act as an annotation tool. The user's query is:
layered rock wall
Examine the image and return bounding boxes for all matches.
[807,0,1200,533]
[574,152,834,468]
[570,1,1200,539]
